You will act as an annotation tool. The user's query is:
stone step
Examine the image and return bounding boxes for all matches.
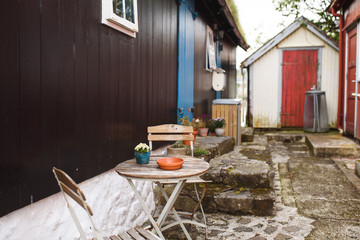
[241,127,254,142]
[306,134,360,157]
[194,136,235,160]
[159,183,274,217]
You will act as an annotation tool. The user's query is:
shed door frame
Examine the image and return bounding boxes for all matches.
[344,21,360,138]
[278,47,322,127]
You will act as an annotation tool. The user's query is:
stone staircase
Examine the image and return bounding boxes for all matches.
[160,134,276,217]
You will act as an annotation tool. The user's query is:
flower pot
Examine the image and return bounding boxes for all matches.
[184,129,198,146]
[167,147,187,156]
[134,151,150,164]
[215,128,225,136]
[209,132,216,136]
[198,128,209,137]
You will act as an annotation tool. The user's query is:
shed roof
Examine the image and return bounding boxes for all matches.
[242,17,339,67]
[201,0,249,50]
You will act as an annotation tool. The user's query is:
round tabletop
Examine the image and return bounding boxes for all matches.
[115,156,210,180]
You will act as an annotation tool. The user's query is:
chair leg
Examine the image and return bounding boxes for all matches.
[192,183,208,239]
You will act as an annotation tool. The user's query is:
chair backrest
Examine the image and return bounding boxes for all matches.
[147,124,194,156]
[53,167,103,240]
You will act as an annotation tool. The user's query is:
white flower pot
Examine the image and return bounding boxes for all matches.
[215,128,225,136]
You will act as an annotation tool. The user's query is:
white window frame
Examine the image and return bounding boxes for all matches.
[206,26,216,71]
[102,0,139,38]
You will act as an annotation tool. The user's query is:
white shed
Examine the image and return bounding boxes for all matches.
[242,17,339,129]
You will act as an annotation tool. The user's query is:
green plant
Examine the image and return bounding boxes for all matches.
[178,116,192,126]
[214,117,226,128]
[134,143,150,153]
[171,141,186,148]
[208,119,216,133]
[193,118,206,128]
[194,148,210,157]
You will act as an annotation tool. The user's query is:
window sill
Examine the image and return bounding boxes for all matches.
[102,19,137,38]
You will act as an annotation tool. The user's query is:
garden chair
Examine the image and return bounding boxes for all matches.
[147,124,210,232]
[52,167,161,240]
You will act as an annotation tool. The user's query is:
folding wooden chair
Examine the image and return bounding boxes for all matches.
[53,167,161,240]
[147,124,210,233]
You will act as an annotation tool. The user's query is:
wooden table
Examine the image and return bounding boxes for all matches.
[115,156,210,240]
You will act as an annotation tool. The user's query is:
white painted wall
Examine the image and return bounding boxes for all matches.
[252,47,280,128]
[250,27,339,128]
[0,169,155,240]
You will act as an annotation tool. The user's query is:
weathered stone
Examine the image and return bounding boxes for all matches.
[194,136,235,158]
[214,191,253,215]
[264,225,278,234]
[242,127,254,142]
[248,235,267,240]
[220,161,273,188]
[251,188,275,216]
[282,225,300,233]
[356,160,360,178]
[237,217,252,224]
[306,134,360,157]
[233,226,253,232]
[274,233,292,240]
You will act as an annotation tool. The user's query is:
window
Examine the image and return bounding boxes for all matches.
[102,0,138,37]
[206,26,216,71]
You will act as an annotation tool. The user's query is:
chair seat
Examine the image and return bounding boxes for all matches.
[105,226,159,240]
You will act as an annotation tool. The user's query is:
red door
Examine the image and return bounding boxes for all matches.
[281,50,318,127]
[346,27,357,136]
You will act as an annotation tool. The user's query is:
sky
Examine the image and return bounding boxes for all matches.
[235,0,294,64]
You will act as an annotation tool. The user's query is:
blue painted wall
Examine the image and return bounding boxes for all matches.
[177,0,195,121]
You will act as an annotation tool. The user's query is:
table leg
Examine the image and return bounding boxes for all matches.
[155,181,192,240]
[127,179,165,240]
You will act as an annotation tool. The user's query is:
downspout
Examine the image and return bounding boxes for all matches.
[331,8,345,133]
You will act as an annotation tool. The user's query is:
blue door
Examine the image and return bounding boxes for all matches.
[177,0,195,121]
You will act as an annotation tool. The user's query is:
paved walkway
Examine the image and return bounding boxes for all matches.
[182,134,360,240]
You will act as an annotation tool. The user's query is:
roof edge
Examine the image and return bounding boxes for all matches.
[242,17,339,67]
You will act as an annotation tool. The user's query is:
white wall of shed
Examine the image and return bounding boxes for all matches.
[251,47,280,128]
[0,170,155,240]
[279,27,339,128]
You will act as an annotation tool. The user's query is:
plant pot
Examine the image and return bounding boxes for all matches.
[209,132,216,136]
[198,128,209,137]
[215,128,225,136]
[167,147,187,156]
[134,151,150,164]
[184,129,198,146]
[356,159,360,178]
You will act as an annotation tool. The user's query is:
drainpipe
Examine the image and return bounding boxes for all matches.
[331,8,344,133]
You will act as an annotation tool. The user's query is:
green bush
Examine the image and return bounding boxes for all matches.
[194,148,210,156]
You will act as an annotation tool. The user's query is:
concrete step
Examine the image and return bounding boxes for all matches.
[306,134,360,157]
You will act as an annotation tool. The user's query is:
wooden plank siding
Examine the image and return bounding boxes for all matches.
[193,1,237,117]
[0,0,178,216]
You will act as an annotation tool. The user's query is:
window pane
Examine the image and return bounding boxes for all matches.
[113,0,124,18]
[125,0,134,23]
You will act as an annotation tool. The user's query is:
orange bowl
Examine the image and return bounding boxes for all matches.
[157,157,184,170]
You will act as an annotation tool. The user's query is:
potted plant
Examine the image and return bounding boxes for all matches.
[208,119,216,136]
[179,116,198,145]
[194,148,211,162]
[167,141,188,156]
[197,118,208,137]
[214,117,226,136]
[134,143,151,164]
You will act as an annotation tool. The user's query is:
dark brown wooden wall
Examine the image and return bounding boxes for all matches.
[0,0,178,216]
[193,0,237,117]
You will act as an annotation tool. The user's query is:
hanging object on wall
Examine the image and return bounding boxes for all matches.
[212,68,226,91]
